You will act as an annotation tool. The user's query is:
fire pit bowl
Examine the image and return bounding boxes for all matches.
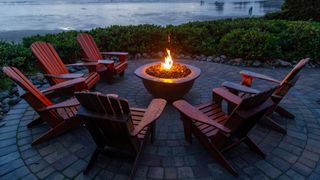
[135,62,201,101]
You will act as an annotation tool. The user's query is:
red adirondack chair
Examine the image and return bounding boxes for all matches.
[222,58,309,134]
[75,92,166,178]
[77,33,128,83]
[173,85,278,176]
[31,42,100,96]
[3,66,82,145]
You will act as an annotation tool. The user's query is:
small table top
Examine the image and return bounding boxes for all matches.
[98,60,114,64]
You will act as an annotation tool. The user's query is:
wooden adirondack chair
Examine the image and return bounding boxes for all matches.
[173,85,278,176]
[222,58,309,134]
[75,92,166,178]
[77,33,128,83]
[3,66,82,145]
[31,42,100,96]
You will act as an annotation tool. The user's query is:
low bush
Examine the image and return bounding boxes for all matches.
[270,0,320,21]
[218,29,281,60]
[0,41,33,90]
[91,25,168,54]
[19,18,320,63]
[22,31,81,63]
[277,21,320,60]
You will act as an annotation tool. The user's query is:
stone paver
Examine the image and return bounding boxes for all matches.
[0,59,319,179]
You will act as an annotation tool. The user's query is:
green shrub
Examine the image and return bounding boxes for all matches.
[169,23,215,55]
[0,76,13,90]
[278,21,320,60]
[22,31,81,63]
[269,0,320,21]
[91,24,168,54]
[0,41,32,68]
[17,18,320,64]
[218,29,281,60]
[0,41,33,90]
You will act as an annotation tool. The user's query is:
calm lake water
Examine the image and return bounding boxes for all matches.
[0,0,283,31]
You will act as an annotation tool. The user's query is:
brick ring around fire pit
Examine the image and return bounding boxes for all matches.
[134,62,201,100]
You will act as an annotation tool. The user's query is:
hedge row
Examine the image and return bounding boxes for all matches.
[1,18,320,89]
[21,18,320,62]
[0,41,33,89]
[266,0,320,21]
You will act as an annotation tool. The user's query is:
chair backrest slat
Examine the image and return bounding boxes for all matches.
[31,42,69,84]
[3,67,62,127]
[108,96,124,115]
[75,92,113,114]
[77,33,103,61]
[224,86,278,133]
[277,58,309,96]
[75,92,131,115]
[3,67,52,107]
[120,99,130,114]
[75,92,139,151]
[281,58,309,85]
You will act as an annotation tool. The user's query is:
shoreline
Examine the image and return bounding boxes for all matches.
[0,30,65,43]
[0,16,250,43]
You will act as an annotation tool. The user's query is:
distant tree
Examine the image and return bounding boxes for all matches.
[279,0,320,21]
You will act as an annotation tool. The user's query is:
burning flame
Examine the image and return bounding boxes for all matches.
[162,48,173,70]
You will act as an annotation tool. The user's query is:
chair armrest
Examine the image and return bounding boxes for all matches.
[240,70,281,84]
[97,60,114,65]
[44,73,84,79]
[80,58,95,62]
[271,94,282,100]
[100,52,128,56]
[130,98,167,136]
[212,87,242,106]
[173,100,231,133]
[39,98,79,112]
[66,62,98,67]
[222,81,260,94]
[41,78,86,95]
[100,52,128,62]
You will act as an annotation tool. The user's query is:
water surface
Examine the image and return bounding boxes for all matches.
[0,0,283,31]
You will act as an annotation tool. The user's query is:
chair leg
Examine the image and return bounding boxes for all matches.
[275,106,295,119]
[83,148,100,175]
[206,140,238,176]
[119,71,125,77]
[129,145,143,180]
[27,117,45,128]
[194,130,238,176]
[260,116,287,134]
[31,118,81,145]
[90,85,96,91]
[244,137,266,158]
[182,118,192,143]
[150,122,156,144]
[106,70,114,84]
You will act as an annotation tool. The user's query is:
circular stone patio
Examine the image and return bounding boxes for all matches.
[0,59,320,180]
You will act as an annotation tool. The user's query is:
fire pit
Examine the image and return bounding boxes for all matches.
[135,49,201,100]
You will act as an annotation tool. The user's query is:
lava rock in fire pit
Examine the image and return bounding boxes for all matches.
[146,64,191,79]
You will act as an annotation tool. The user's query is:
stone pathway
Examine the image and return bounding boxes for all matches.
[0,59,319,180]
